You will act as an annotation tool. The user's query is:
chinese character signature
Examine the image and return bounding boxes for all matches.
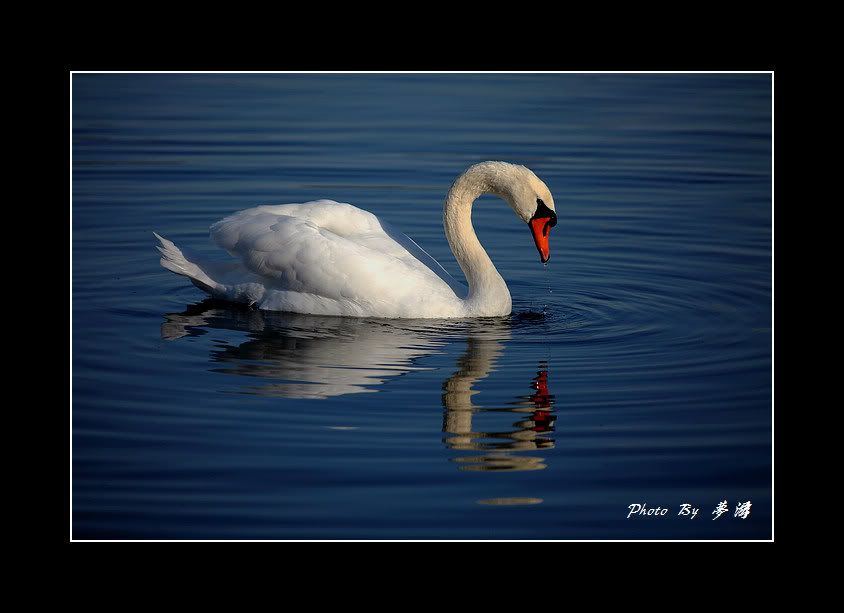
[713,500,752,520]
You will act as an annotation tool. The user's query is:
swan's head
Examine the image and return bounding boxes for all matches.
[450,161,558,263]
[477,162,558,263]
[508,166,557,264]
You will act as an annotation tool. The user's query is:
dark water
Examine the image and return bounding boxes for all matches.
[72,73,772,539]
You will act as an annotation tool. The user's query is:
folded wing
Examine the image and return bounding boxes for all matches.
[209,200,465,314]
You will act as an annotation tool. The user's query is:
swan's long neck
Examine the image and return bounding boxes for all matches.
[443,165,514,315]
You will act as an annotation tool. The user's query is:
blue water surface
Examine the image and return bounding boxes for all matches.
[72,73,772,539]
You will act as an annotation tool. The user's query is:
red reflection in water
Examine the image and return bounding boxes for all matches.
[529,370,555,432]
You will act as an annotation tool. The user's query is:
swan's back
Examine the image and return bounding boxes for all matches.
[205,200,466,317]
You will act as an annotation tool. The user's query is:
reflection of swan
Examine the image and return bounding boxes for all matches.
[162,300,448,398]
[161,300,555,471]
[154,162,557,318]
[442,338,556,472]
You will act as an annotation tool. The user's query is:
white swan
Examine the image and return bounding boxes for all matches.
[154,161,557,318]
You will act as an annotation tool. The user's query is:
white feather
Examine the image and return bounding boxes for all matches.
[154,162,556,318]
[157,201,466,317]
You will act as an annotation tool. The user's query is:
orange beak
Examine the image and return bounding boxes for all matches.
[529,216,554,263]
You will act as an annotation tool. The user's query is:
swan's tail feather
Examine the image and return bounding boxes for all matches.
[154,232,221,295]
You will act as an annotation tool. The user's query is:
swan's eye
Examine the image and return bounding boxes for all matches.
[534,198,557,227]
